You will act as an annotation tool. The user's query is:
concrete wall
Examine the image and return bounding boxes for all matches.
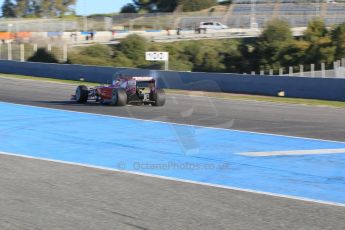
[0,60,344,101]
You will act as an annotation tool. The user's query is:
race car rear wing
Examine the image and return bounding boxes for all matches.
[132,77,155,82]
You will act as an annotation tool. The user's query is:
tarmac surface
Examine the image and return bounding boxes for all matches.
[0,76,345,230]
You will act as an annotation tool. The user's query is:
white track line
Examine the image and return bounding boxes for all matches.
[1,102,345,207]
[238,148,345,157]
[0,151,344,208]
[1,100,345,145]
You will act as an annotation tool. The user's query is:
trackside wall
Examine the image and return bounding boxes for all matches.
[0,60,344,101]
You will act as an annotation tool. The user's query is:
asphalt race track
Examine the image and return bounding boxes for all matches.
[1,77,345,141]
[0,76,345,230]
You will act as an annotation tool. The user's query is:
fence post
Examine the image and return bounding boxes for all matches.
[269,69,273,76]
[311,64,315,77]
[260,70,264,75]
[279,68,283,76]
[63,44,68,62]
[251,71,255,75]
[8,42,12,61]
[289,66,293,76]
[299,65,304,77]
[33,43,38,53]
[321,63,325,78]
[20,44,25,62]
[334,61,338,77]
[342,58,345,67]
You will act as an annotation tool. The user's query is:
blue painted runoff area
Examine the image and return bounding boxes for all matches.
[1,102,345,204]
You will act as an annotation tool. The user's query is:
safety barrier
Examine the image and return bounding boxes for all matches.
[0,60,344,101]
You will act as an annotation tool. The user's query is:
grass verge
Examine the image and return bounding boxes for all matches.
[1,73,345,108]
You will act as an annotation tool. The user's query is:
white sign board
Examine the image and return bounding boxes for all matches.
[145,52,169,61]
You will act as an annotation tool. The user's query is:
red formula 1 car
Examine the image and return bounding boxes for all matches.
[72,76,166,106]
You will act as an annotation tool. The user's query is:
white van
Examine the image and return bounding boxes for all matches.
[199,21,228,30]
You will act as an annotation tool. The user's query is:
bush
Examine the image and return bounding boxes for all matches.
[67,44,114,66]
[79,44,113,59]
[180,0,217,12]
[118,34,148,65]
[112,51,134,67]
[28,48,59,63]
[67,52,114,66]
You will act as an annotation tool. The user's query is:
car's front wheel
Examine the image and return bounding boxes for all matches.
[75,85,89,103]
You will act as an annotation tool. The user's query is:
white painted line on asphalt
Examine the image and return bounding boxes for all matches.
[1,100,345,145]
[238,148,345,157]
[0,150,344,208]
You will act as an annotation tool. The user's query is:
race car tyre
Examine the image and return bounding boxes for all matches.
[75,85,89,103]
[151,89,166,107]
[111,88,127,106]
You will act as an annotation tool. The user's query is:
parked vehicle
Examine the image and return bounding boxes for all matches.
[199,21,228,30]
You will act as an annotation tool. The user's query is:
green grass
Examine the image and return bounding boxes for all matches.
[1,73,345,108]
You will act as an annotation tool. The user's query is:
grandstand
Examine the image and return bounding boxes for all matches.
[1,1,345,32]
[179,1,345,29]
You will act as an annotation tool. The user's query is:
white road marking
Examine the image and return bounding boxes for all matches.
[1,79,345,207]
[0,150,344,208]
[238,148,345,157]
[1,100,345,145]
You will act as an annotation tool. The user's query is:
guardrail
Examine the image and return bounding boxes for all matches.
[0,60,344,101]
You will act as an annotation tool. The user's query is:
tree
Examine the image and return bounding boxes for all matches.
[120,3,137,13]
[39,0,53,17]
[222,39,245,73]
[28,48,59,63]
[55,0,76,16]
[2,0,16,17]
[255,19,294,71]
[332,23,345,60]
[15,0,29,17]
[279,39,309,70]
[183,40,226,72]
[11,0,76,18]
[156,0,178,12]
[133,0,154,12]
[29,0,41,17]
[130,0,217,12]
[304,18,328,43]
[179,0,217,12]
[303,19,335,66]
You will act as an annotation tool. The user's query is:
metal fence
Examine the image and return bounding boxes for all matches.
[249,59,345,78]
[0,42,67,62]
[1,2,345,32]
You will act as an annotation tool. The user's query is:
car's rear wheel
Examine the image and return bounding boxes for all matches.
[75,85,89,103]
[151,89,166,107]
[111,88,127,106]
